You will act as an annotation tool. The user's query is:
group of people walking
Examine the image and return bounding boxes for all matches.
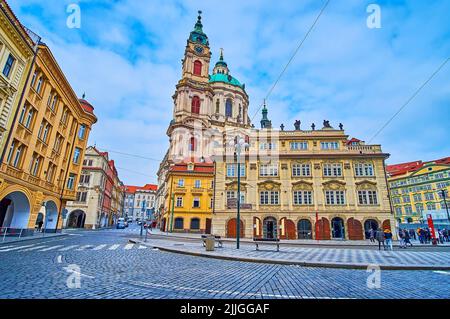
[368,228,393,251]
[368,227,450,250]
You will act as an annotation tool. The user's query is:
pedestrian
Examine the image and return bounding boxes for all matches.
[438,229,444,244]
[384,229,393,251]
[38,220,43,232]
[369,228,375,243]
[398,229,405,248]
[419,228,425,244]
[376,228,385,251]
[409,228,416,240]
[444,229,449,242]
[404,229,413,248]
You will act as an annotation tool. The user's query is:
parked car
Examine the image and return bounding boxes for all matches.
[127,218,133,224]
[116,221,126,229]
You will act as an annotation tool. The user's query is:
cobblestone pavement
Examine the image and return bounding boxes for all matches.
[0,226,449,299]
[137,234,450,269]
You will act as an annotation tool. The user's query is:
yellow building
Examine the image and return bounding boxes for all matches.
[387,157,450,224]
[0,1,36,158]
[211,118,395,240]
[161,161,214,234]
[0,42,97,236]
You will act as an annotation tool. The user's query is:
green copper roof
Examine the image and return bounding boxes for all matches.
[189,11,209,45]
[209,73,244,89]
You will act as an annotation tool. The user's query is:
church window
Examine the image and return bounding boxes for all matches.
[191,96,200,114]
[189,137,197,152]
[215,99,220,113]
[225,99,232,117]
[193,60,202,76]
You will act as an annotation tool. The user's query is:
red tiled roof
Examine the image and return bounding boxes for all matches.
[123,184,158,194]
[386,156,450,177]
[169,162,214,174]
[79,99,95,115]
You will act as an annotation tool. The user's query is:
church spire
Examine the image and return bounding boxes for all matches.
[260,99,272,129]
[189,10,209,46]
[194,10,203,32]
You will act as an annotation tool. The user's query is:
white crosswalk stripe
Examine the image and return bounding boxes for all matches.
[76,245,94,251]
[39,245,64,252]
[20,245,47,252]
[1,243,148,252]
[59,245,79,251]
[0,244,36,252]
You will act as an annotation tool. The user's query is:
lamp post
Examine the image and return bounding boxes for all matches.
[435,188,450,223]
[229,137,249,249]
[140,199,146,237]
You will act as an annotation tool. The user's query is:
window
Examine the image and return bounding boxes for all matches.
[426,202,436,211]
[260,163,278,177]
[178,179,184,187]
[292,164,311,177]
[290,142,308,150]
[321,142,339,150]
[226,164,245,177]
[413,193,422,202]
[354,163,374,176]
[415,203,424,213]
[323,163,342,177]
[176,197,183,207]
[30,154,41,177]
[18,105,26,124]
[404,205,413,215]
[402,195,411,203]
[12,145,23,168]
[24,108,34,129]
[293,191,313,205]
[225,99,232,117]
[325,190,346,205]
[46,163,55,183]
[31,70,38,87]
[193,197,200,208]
[76,192,87,202]
[193,60,202,76]
[42,123,50,143]
[78,125,86,139]
[189,137,197,152]
[190,218,200,230]
[50,95,58,111]
[392,197,401,205]
[260,191,279,205]
[79,174,90,185]
[36,76,43,94]
[226,190,245,203]
[358,190,378,205]
[215,99,220,113]
[395,207,403,215]
[424,193,434,201]
[259,142,277,150]
[191,96,200,114]
[2,54,15,78]
[67,174,76,190]
[174,218,184,230]
[194,180,201,188]
[73,148,81,164]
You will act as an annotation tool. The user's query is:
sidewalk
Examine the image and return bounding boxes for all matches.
[0,232,68,245]
[148,229,450,248]
[132,232,450,270]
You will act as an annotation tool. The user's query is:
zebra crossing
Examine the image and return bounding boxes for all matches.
[0,242,148,253]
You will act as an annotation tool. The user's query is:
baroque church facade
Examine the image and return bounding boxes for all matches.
[156,12,396,240]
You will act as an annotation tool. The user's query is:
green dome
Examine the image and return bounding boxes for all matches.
[209,73,244,89]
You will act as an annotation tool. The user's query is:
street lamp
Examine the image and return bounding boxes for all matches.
[229,137,249,249]
[434,188,450,223]
[140,199,146,237]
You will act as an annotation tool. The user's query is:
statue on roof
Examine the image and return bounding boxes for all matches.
[323,120,332,128]
[339,123,344,130]
[311,123,316,131]
[294,120,301,130]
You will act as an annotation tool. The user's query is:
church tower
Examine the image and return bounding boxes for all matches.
[168,11,215,162]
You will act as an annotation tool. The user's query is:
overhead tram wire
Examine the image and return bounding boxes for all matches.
[368,57,450,144]
[250,0,331,122]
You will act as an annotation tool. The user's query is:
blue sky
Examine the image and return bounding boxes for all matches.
[8,0,450,185]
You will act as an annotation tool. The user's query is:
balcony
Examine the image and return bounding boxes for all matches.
[191,187,205,194]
